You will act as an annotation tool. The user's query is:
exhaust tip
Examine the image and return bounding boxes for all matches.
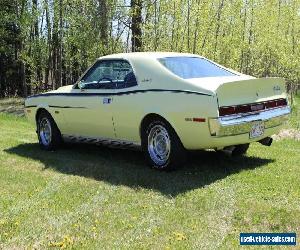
[220,146,236,156]
[259,137,273,146]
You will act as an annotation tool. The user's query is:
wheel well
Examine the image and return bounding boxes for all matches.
[140,113,183,147]
[35,108,62,136]
[35,108,51,124]
[140,113,163,137]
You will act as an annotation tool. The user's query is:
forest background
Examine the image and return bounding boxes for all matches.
[0,0,299,98]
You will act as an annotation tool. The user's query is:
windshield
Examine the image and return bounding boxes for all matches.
[158,57,236,79]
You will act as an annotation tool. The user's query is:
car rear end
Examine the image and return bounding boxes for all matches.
[208,77,291,149]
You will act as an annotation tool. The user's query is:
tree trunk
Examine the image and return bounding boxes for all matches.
[171,1,176,51]
[213,0,225,60]
[21,61,27,97]
[45,0,52,90]
[154,0,158,51]
[99,0,108,52]
[240,0,248,72]
[52,1,59,90]
[187,0,190,52]
[33,0,42,86]
[58,0,63,87]
[131,0,142,52]
[192,0,201,54]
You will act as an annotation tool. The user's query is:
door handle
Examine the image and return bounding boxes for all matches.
[103,97,112,104]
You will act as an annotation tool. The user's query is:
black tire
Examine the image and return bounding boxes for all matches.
[142,119,186,171]
[232,143,249,156]
[37,110,62,150]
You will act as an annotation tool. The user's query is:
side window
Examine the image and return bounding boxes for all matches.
[79,60,137,89]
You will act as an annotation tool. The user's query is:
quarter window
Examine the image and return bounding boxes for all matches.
[79,60,137,89]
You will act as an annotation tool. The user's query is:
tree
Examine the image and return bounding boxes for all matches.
[131,0,142,52]
[0,0,300,97]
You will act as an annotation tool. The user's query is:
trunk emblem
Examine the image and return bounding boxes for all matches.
[273,85,281,92]
[251,104,264,111]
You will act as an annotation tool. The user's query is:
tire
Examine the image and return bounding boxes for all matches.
[37,110,62,150]
[142,119,186,170]
[232,143,249,156]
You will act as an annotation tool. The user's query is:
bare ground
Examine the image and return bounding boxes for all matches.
[0,98,25,117]
[272,129,300,141]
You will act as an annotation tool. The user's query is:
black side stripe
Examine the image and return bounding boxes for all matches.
[24,105,86,109]
[27,89,212,98]
[49,105,86,109]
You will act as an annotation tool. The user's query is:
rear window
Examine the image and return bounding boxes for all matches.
[158,57,236,79]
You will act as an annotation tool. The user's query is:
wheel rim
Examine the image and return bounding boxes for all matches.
[39,117,52,146]
[148,124,171,166]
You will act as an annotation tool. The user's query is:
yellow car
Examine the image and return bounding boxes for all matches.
[25,52,291,170]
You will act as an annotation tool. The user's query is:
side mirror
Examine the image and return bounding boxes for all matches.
[78,81,85,89]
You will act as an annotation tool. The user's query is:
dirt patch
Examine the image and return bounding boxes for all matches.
[0,98,25,117]
[272,129,300,141]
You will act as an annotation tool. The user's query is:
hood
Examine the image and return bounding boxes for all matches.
[55,85,73,93]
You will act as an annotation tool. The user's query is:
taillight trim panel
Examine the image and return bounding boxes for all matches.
[219,98,288,117]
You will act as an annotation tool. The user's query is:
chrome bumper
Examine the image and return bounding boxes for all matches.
[209,106,291,137]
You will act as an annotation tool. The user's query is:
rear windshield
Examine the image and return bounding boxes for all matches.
[158,57,236,79]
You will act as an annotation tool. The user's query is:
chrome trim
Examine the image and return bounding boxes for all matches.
[62,135,141,150]
[39,117,52,146]
[148,124,171,166]
[209,106,291,137]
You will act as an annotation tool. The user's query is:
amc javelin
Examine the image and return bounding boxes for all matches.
[25,52,291,170]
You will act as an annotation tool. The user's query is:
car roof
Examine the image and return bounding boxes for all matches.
[99,52,204,60]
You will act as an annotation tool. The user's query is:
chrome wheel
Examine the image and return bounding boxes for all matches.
[148,124,171,166]
[39,117,52,146]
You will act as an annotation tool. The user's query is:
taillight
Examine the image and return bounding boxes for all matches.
[219,106,236,116]
[265,100,277,109]
[236,105,252,113]
[219,98,287,117]
[276,99,287,107]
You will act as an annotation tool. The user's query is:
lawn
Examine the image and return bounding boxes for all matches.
[0,97,299,249]
[288,94,300,130]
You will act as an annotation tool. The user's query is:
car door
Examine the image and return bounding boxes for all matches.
[61,60,118,139]
[107,60,141,143]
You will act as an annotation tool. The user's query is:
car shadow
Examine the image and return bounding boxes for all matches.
[5,143,274,197]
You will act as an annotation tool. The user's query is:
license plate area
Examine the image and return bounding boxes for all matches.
[249,121,265,139]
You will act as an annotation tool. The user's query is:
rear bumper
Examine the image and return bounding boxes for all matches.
[209,106,291,137]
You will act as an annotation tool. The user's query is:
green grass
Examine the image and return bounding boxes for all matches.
[288,94,300,130]
[0,100,300,249]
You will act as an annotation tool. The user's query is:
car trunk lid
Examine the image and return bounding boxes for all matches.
[187,76,287,107]
[215,77,286,107]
